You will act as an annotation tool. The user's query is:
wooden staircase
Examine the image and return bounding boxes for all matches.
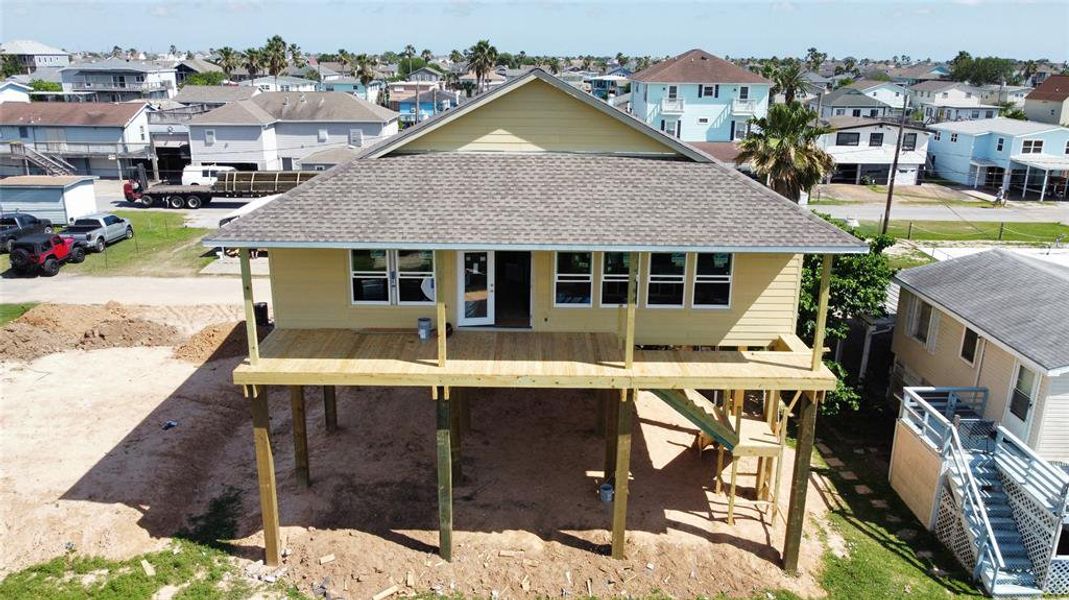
[9,143,78,176]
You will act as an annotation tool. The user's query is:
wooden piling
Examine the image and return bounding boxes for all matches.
[249,385,280,566]
[436,386,453,561]
[323,385,337,432]
[611,388,634,559]
[783,390,821,573]
[290,385,309,488]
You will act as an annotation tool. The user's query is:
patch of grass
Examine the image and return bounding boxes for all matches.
[0,302,36,326]
[807,197,860,206]
[0,210,214,277]
[856,220,1069,243]
[887,249,935,270]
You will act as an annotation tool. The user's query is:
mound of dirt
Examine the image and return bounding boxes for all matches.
[17,302,132,336]
[173,322,247,364]
[79,319,180,351]
[0,322,68,361]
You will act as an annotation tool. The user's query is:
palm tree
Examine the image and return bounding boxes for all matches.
[546,57,561,75]
[449,49,463,64]
[337,49,353,76]
[263,35,288,88]
[772,61,806,104]
[354,53,376,87]
[420,48,433,63]
[242,48,264,80]
[288,43,306,72]
[402,44,416,77]
[465,40,498,92]
[217,47,240,79]
[735,103,834,202]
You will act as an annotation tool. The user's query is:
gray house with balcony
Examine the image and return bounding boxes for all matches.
[60,59,178,102]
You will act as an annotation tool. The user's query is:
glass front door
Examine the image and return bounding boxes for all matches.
[457,251,494,326]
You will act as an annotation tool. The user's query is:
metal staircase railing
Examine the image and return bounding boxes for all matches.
[8,143,78,176]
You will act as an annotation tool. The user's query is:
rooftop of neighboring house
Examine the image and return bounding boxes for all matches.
[207,69,865,255]
[811,88,889,108]
[685,141,741,164]
[408,66,443,77]
[391,88,459,104]
[630,49,770,85]
[300,145,361,166]
[927,117,1063,137]
[459,70,506,82]
[0,175,96,187]
[7,67,63,84]
[0,101,146,127]
[802,71,832,84]
[62,59,175,73]
[239,75,320,87]
[1026,74,1069,102]
[845,79,903,92]
[0,80,32,92]
[894,249,1069,373]
[189,91,398,126]
[179,57,223,74]
[821,116,927,132]
[323,77,380,86]
[173,85,261,105]
[0,39,68,56]
[909,80,975,93]
[888,63,948,80]
[979,83,1034,94]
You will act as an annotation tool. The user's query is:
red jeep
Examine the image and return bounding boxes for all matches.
[8,234,87,277]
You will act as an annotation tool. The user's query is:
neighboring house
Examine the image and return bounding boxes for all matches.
[298,145,360,171]
[589,75,629,101]
[909,81,998,123]
[187,91,399,170]
[240,76,320,93]
[1023,75,1069,126]
[629,48,771,142]
[0,101,151,178]
[459,70,506,90]
[887,250,1069,598]
[391,88,461,124]
[173,85,261,109]
[0,40,70,73]
[386,80,439,97]
[0,175,97,223]
[60,59,178,101]
[205,67,866,572]
[926,118,1069,200]
[887,63,949,86]
[320,78,386,105]
[154,87,262,181]
[979,84,1033,108]
[0,80,32,103]
[801,71,833,91]
[175,57,224,85]
[810,88,892,119]
[844,79,910,111]
[407,66,443,84]
[818,117,929,185]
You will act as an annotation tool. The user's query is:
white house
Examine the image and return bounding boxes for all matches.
[188,91,399,171]
[239,76,320,93]
[818,117,930,185]
[979,84,1033,108]
[1023,75,1069,126]
[909,80,998,123]
[0,40,70,73]
[60,59,178,102]
[809,88,892,119]
[0,80,32,104]
[843,79,910,111]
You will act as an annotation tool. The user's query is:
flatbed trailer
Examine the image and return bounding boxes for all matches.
[124,171,317,209]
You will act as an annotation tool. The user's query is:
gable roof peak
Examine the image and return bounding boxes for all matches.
[630,49,770,85]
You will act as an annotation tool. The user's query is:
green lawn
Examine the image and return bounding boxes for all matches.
[857,220,1069,243]
[1,211,214,277]
[0,303,36,326]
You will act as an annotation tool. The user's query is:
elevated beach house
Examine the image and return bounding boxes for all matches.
[207,70,867,572]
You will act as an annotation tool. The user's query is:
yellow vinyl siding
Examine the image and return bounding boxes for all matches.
[269,249,802,348]
[400,79,679,155]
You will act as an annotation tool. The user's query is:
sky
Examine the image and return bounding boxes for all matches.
[1,0,1067,62]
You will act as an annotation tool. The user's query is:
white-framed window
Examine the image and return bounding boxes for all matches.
[902,133,917,151]
[733,121,747,140]
[692,253,732,308]
[996,137,1004,152]
[554,251,593,307]
[960,326,979,365]
[350,249,436,305]
[739,86,749,100]
[599,252,631,307]
[318,128,329,143]
[702,85,716,97]
[1022,139,1043,154]
[646,252,686,308]
[834,108,845,116]
[1009,363,1037,421]
[204,129,216,146]
[933,131,941,141]
[836,132,860,146]
[667,85,678,100]
[950,133,958,143]
[908,296,938,354]
[971,110,980,119]
[349,129,363,146]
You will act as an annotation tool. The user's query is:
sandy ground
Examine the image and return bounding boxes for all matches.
[0,274,271,306]
[0,304,837,598]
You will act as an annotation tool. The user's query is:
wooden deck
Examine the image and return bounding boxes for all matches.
[233,329,837,391]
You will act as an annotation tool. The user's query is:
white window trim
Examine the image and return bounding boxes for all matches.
[644,252,688,309]
[204,129,216,146]
[349,249,435,306]
[691,253,733,309]
[395,250,436,306]
[349,249,392,306]
[318,128,329,143]
[958,325,979,367]
[598,252,631,308]
[553,251,593,308]
[908,296,938,353]
[1005,361,1038,427]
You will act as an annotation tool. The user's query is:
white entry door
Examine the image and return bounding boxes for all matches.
[457,251,494,326]
[1002,362,1038,440]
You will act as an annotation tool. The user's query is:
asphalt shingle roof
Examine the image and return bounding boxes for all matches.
[895,249,1069,372]
[630,49,770,85]
[813,88,889,108]
[190,91,397,125]
[1027,74,1069,102]
[207,152,866,253]
[0,102,145,127]
[173,85,260,104]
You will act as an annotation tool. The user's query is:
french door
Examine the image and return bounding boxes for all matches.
[457,251,494,326]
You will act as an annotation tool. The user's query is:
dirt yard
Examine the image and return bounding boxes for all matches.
[0,304,837,598]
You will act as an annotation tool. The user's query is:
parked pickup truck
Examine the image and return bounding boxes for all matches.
[1,213,53,252]
[63,213,133,252]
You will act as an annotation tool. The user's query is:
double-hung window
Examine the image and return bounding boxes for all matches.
[692,253,732,308]
[351,249,435,305]
[739,86,749,101]
[902,133,917,151]
[960,327,979,365]
[600,252,630,307]
[554,252,593,307]
[909,296,938,353]
[869,132,884,146]
[836,132,860,146]
[1010,364,1037,421]
[996,137,1004,152]
[1022,139,1043,154]
[646,253,686,307]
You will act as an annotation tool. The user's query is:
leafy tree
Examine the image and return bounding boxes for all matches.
[804,47,826,72]
[736,103,834,202]
[169,44,178,57]
[29,79,62,92]
[869,71,891,81]
[111,45,123,58]
[1,55,22,77]
[997,101,1027,120]
[182,72,226,87]
[216,47,240,79]
[797,218,896,414]
[398,57,427,77]
[381,50,400,64]
[950,54,1015,86]
[465,39,498,92]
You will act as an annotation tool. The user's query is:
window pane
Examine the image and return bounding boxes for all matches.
[960,328,978,363]
[696,253,731,276]
[398,277,434,303]
[694,282,730,306]
[647,282,684,305]
[555,281,592,305]
[351,249,388,271]
[352,277,388,302]
[601,280,628,305]
[915,303,932,342]
[650,252,685,275]
[603,252,629,275]
[1015,366,1036,397]
[557,252,592,275]
[396,249,433,272]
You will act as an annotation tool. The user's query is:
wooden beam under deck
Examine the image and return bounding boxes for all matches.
[232,330,838,391]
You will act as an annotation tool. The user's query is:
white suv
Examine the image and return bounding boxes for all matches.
[181,165,236,186]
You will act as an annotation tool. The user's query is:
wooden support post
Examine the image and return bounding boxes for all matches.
[811,255,834,371]
[323,386,337,433]
[756,457,768,501]
[783,390,821,574]
[715,445,725,494]
[611,388,634,559]
[239,248,260,364]
[249,385,281,566]
[604,390,619,478]
[595,389,607,436]
[436,386,453,561]
[435,250,448,368]
[289,385,309,488]
[624,252,639,369]
[448,387,461,482]
[726,402,743,525]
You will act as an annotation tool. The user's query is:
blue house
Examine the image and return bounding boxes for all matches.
[320,78,385,105]
[927,118,1069,200]
[391,89,461,124]
[629,49,771,142]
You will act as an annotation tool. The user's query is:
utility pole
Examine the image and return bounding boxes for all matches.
[881,93,910,235]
